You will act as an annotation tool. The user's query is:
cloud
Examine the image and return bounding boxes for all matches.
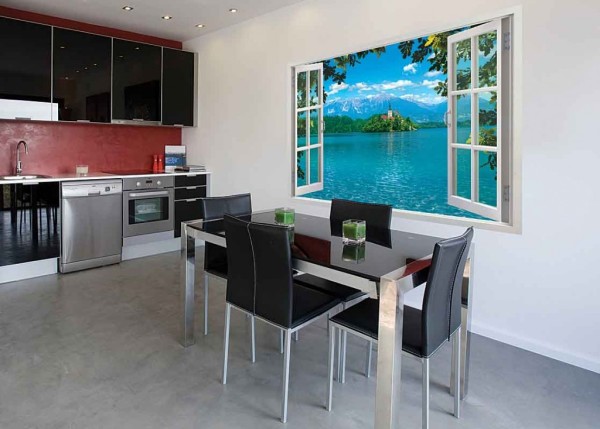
[372,79,415,91]
[403,63,417,74]
[424,70,442,78]
[354,82,369,91]
[400,94,446,105]
[422,79,442,89]
[427,52,436,60]
[327,82,349,95]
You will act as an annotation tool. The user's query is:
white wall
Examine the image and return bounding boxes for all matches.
[183,0,600,372]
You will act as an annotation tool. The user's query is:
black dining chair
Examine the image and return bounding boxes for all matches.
[326,227,473,429]
[200,193,252,335]
[329,198,392,229]
[294,198,392,379]
[222,215,341,423]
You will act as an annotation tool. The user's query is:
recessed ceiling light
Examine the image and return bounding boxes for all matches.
[59,46,66,49]
[118,55,124,58]
[75,70,80,73]
[229,8,238,13]
[122,6,133,11]
[84,67,88,70]
[162,15,173,20]
[93,63,98,66]
[134,47,140,50]
[195,24,205,28]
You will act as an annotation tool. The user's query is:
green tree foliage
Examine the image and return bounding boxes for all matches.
[362,113,417,133]
[323,116,366,133]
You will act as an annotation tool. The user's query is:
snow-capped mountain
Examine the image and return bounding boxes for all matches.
[325,94,447,122]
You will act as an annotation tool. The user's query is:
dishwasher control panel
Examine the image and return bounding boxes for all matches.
[62,180,123,198]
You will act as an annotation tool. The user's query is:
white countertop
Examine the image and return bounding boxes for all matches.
[0,171,211,185]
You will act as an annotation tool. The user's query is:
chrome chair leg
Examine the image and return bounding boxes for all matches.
[293,331,299,342]
[281,330,292,423]
[203,273,209,336]
[422,358,430,429]
[340,330,347,384]
[453,327,461,418]
[365,340,372,378]
[250,316,256,363]
[326,324,336,411]
[336,329,342,381]
[280,330,284,354]
[222,303,231,384]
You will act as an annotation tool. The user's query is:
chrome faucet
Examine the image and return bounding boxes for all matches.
[16,140,28,176]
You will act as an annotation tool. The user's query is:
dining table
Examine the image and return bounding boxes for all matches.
[179,209,475,429]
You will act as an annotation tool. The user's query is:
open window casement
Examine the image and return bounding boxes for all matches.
[294,63,324,196]
[447,17,511,222]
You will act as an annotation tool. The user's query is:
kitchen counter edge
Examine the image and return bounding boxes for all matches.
[0,171,211,185]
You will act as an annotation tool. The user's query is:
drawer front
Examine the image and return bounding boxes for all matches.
[175,174,207,188]
[174,199,203,237]
[175,186,207,201]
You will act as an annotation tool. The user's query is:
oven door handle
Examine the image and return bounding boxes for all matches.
[128,191,170,198]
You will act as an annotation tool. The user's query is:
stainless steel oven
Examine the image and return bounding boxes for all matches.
[123,176,174,238]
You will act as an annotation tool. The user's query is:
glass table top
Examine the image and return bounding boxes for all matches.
[188,211,442,282]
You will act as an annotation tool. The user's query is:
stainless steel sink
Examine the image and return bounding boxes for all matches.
[1,174,49,180]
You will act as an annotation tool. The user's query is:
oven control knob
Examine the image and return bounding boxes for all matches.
[136,181,141,187]
[157,180,161,186]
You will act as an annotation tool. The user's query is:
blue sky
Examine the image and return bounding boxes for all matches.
[325,41,447,105]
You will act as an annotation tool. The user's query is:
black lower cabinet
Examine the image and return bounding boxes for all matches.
[0,182,60,266]
[174,198,205,238]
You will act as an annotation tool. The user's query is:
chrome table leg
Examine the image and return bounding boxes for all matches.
[250,316,256,363]
[203,272,209,336]
[422,358,430,429]
[326,324,336,411]
[181,225,196,347]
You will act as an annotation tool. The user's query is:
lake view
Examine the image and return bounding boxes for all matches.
[305,128,496,220]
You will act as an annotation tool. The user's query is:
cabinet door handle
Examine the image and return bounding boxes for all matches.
[132,118,145,122]
[15,117,31,120]
[77,120,91,123]
[186,199,198,202]
[173,124,184,127]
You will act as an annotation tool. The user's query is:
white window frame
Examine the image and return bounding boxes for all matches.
[447,17,512,223]
[293,63,324,196]
[291,9,521,233]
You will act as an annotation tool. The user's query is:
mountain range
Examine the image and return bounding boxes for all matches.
[325,94,492,123]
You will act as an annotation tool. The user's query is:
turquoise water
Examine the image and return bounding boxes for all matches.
[304,128,496,220]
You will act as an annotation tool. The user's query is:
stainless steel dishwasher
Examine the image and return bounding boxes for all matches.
[60,180,123,273]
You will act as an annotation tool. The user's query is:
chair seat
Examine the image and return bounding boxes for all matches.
[205,262,228,279]
[330,298,424,357]
[294,274,367,303]
[292,284,341,329]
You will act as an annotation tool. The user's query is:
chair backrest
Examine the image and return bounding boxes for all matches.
[249,222,295,329]
[223,215,255,313]
[421,227,473,356]
[201,193,252,221]
[330,199,392,230]
[201,194,252,273]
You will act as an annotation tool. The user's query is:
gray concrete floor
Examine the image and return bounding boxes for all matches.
[0,251,598,429]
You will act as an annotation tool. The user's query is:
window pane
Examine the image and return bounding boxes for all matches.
[296,150,307,187]
[455,39,471,91]
[297,71,307,109]
[477,150,497,207]
[454,95,471,144]
[454,148,471,200]
[309,109,320,145]
[478,31,497,88]
[309,147,320,184]
[477,91,497,147]
[297,112,307,148]
[309,70,320,106]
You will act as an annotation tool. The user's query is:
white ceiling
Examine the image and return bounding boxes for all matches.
[1,0,307,41]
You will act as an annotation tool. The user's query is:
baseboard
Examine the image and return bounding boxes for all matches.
[122,238,181,261]
[0,258,58,284]
[472,321,600,374]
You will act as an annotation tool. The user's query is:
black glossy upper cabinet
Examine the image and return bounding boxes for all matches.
[162,48,196,127]
[53,29,111,123]
[0,17,52,121]
[112,39,161,124]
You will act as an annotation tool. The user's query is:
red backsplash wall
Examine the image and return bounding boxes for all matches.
[0,6,184,175]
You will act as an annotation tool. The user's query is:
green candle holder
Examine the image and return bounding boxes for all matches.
[275,207,295,226]
[342,219,366,244]
[342,243,366,263]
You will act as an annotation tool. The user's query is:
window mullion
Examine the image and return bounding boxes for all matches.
[470,36,478,203]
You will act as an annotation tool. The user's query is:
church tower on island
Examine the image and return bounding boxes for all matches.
[387,102,393,119]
